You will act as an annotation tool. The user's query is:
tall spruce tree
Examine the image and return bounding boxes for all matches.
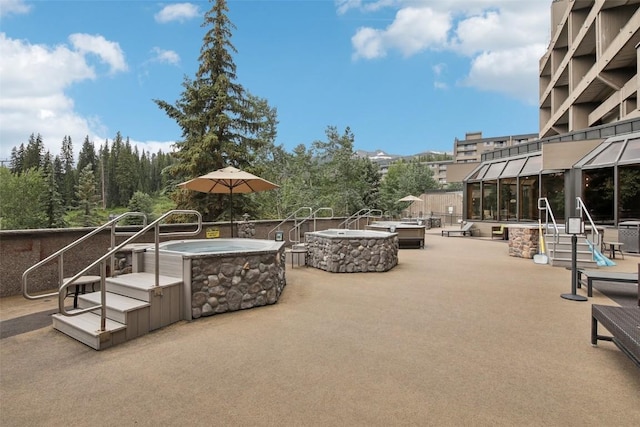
[41,152,66,228]
[154,0,276,221]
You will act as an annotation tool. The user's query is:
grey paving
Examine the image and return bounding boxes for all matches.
[1,231,639,426]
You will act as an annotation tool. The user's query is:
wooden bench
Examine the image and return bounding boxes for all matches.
[591,304,640,368]
[576,269,638,297]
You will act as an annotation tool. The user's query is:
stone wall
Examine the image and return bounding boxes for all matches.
[306,234,399,273]
[508,227,539,258]
[190,248,286,319]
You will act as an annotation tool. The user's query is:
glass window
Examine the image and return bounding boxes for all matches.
[483,162,507,180]
[619,138,640,164]
[500,158,526,178]
[520,155,541,176]
[541,173,565,220]
[619,165,640,220]
[467,182,481,220]
[499,178,517,221]
[583,168,614,225]
[585,142,623,167]
[519,176,539,221]
[482,181,498,220]
[467,164,489,181]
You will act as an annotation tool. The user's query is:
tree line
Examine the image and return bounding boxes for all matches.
[0,0,451,230]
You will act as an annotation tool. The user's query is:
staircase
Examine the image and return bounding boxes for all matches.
[52,272,183,350]
[22,210,202,351]
[544,231,599,269]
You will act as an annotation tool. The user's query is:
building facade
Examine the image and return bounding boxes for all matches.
[461,0,640,228]
[539,0,639,137]
[453,132,538,164]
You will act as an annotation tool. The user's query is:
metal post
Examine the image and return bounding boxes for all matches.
[561,232,587,301]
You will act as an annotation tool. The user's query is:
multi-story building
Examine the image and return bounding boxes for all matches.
[460,0,639,229]
[539,0,639,137]
[453,132,538,164]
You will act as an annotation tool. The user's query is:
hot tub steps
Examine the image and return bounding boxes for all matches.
[52,311,127,350]
[52,272,184,350]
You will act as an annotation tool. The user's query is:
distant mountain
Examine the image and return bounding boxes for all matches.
[354,149,452,163]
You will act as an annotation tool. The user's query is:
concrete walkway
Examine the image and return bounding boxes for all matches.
[1,231,639,426]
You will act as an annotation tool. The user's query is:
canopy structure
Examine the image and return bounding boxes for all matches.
[178,166,279,237]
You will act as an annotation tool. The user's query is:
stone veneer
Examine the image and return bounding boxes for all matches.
[190,248,286,319]
[305,233,399,273]
[508,226,539,259]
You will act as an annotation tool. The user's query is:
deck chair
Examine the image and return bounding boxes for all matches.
[491,225,505,240]
[441,222,475,237]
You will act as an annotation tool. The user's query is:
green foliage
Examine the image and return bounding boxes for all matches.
[379,160,438,216]
[41,152,67,228]
[0,167,48,229]
[126,191,154,224]
[155,0,278,221]
[75,165,100,227]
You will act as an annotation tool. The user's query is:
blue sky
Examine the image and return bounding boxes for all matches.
[0,0,551,161]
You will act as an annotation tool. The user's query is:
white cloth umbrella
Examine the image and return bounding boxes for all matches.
[178,166,279,237]
[397,195,423,218]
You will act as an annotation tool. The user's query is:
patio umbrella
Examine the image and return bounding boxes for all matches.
[397,195,423,218]
[178,166,279,237]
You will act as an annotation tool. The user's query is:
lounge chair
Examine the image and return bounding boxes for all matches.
[441,222,475,237]
[491,225,506,240]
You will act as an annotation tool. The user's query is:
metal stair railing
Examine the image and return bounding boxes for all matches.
[338,208,383,230]
[267,207,313,242]
[312,207,333,232]
[22,211,147,302]
[23,210,202,333]
[576,197,602,257]
[538,198,560,258]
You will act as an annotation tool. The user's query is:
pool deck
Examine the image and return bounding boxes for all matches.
[2,230,639,425]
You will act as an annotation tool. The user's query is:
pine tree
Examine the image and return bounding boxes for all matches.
[154,0,276,221]
[41,152,66,228]
[23,133,44,171]
[60,135,77,206]
[76,165,99,227]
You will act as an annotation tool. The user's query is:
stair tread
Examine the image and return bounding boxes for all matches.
[52,312,126,335]
[108,272,182,290]
[78,292,150,312]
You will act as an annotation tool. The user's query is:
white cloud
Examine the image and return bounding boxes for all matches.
[0,33,129,159]
[69,33,127,74]
[151,47,180,65]
[154,3,200,24]
[0,0,31,17]
[346,1,550,103]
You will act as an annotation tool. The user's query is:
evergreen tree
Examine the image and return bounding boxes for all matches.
[60,135,77,206]
[77,136,97,175]
[23,133,44,170]
[10,144,24,174]
[41,152,66,228]
[76,165,100,227]
[155,0,276,221]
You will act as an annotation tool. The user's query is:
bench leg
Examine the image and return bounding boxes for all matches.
[587,278,593,298]
[591,316,598,346]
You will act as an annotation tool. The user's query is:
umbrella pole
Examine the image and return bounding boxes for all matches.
[230,188,233,238]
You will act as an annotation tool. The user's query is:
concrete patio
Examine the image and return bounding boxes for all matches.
[1,229,639,426]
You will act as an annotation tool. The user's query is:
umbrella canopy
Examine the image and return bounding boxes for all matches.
[178,166,279,237]
[397,195,422,203]
[397,195,423,218]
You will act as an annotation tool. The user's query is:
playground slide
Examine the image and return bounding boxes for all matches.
[585,240,616,267]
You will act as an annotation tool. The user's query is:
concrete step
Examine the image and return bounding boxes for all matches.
[78,292,151,340]
[52,312,126,350]
[105,272,183,302]
[549,257,599,269]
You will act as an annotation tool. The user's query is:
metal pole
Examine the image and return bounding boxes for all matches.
[561,233,587,301]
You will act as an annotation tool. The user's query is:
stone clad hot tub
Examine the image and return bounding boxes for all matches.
[144,239,286,320]
[305,229,398,273]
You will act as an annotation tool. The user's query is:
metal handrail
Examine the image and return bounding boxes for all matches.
[267,207,312,241]
[576,197,601,251]
[538,198,560,256]
[312,207,334,232]
[56,210,202,331]
[338,208,383,230]
[22,211,147,302]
